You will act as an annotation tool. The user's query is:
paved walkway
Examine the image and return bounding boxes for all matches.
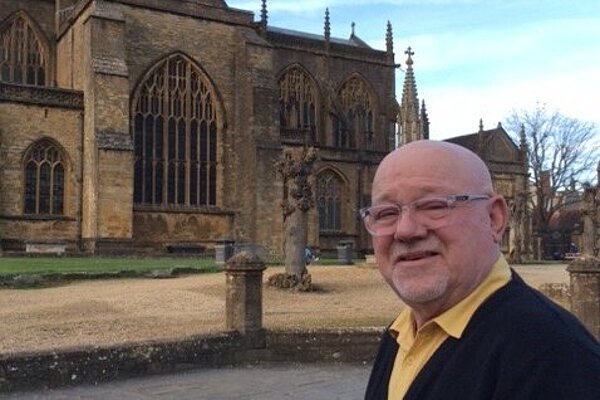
[1,363,372,400]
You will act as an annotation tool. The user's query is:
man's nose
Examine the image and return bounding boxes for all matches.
[393,208,427,241]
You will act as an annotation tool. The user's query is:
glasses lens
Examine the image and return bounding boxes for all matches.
[413,198,451,220]
[365,205,399,235]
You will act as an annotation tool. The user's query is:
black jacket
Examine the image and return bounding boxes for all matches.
[365,273,600,399]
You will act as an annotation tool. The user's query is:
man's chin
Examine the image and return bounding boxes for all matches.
[391,275,448,305]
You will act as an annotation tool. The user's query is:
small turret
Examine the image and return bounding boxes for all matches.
[324,8,330,50]
[421,100,430,140]
[386,21,393,57]
[260,0,268,29]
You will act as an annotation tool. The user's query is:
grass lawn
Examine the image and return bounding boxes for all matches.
[0,255,356,277]
[0,257,220,276]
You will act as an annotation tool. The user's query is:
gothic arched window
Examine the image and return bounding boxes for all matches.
[0,12,48,85]
[317,171,343,232]
[336,76,374,149]
[23,140,65,215]
[278,66,318,143]
[132,54,218,207]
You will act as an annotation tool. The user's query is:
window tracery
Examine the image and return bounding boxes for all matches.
[278,66,318,143]
[132,54,217,207]
[23,140,64,215]
[0,12,48,86]
[317,170,343,232]
[336,76,374,149]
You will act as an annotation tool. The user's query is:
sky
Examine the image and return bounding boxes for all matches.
[227,0,600,140]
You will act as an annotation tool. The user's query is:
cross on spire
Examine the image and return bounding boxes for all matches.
[405,46,414,66]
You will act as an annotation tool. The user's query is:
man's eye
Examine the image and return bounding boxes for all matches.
[416,200,448,211]
[372,207,399,220]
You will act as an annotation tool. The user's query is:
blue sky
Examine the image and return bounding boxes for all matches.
[227,0,600,140]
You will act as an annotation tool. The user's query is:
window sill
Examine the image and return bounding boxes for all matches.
[0,214,75,221]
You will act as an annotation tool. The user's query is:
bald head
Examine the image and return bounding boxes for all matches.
[373,140,494,202]
[369,140,509,324]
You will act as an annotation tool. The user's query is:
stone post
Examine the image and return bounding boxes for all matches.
[224,252,266,345]
[566,257,600,340]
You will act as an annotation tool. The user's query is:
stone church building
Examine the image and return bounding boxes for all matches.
[0,0,400,255]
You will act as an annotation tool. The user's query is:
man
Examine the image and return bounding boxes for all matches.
[362,140,600,399]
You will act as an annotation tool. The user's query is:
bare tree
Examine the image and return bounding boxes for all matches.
[268,147,318,290]
[505,104,599,253]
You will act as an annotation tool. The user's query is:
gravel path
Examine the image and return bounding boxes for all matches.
[0,263,569,355]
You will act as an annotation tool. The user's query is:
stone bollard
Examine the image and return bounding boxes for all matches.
[337,240,354,264]
[566,256,600,340]
[224,251,266,345]
[215,238,235,265]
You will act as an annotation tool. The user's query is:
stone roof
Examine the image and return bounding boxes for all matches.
[267,26,371,48]
[445,123,517,153]
[549,208,582,231]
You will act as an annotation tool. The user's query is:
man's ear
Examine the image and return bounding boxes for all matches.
[489,195,508,244]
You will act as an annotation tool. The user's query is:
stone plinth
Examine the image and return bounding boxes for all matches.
[224,252,266,344]
[567,257,600,340]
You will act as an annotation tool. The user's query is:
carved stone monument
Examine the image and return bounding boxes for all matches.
[567,161,600,339]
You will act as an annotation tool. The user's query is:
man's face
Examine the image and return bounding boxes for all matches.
[371,144,503,315]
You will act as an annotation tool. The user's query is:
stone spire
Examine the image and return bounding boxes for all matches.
[351,21,356,37]
[260,0,268,28]
[479,118,484,132]
[324,8,330,48]
[399,47,423,144]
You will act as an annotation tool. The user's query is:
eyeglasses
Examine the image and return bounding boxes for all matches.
[359,194,490,236]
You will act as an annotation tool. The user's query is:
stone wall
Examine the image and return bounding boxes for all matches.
[0,328,381,393]
[0,85,83,250]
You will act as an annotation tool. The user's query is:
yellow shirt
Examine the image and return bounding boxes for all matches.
[387,256,512,400]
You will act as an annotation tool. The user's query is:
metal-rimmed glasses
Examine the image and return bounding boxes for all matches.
[359,194,490,236]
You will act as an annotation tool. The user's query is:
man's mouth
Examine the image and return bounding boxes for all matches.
[396,251,438,262]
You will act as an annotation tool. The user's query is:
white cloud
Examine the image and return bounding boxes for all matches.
[424,65,600,140]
